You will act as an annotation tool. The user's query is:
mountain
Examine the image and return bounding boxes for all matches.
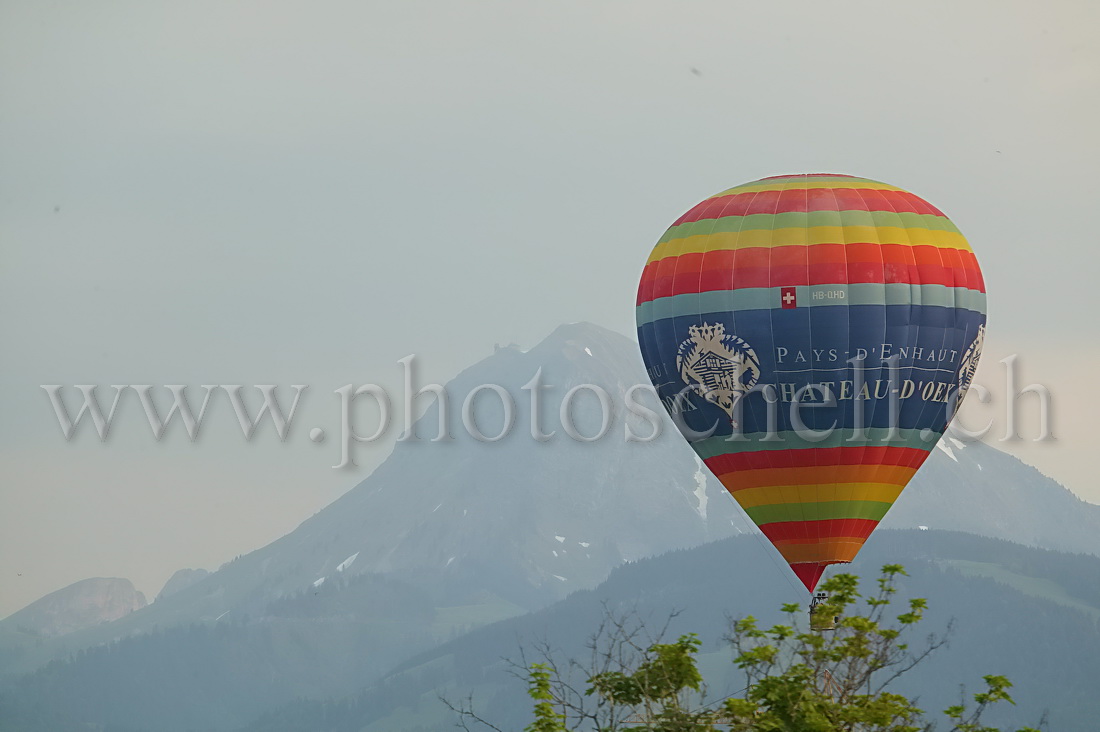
[242,530,1100,732]
[0,323,752,728]
[881,435,1100,555]
[74,323,744,623]
[0,578,145,641]
[0,322,1095,731]
[155,568,210,602]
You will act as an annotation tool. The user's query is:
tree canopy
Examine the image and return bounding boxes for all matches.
[451,565,1043,732]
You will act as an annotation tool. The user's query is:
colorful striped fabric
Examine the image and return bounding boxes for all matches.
[636,174,987,592]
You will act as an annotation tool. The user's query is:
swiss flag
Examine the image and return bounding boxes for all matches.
[781,286,798,309]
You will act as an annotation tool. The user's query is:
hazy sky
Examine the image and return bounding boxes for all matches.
[2,0,1097,617]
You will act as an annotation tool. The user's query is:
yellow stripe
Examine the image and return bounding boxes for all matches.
[647,226,971,264]
[709,180,903,197]
[731,482,904,510]
[779,541,863,564]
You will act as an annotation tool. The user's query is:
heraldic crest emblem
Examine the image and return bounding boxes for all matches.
[676,322,761,424]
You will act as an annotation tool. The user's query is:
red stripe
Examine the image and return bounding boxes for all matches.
[637,244,984,303]
[792,563,827,591]
[704,446,930,476]
[760,518,879,543]
[673,188,946,225]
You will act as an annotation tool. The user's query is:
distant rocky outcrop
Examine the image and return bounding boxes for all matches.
[155,569,210,602]
[1,578,146,639]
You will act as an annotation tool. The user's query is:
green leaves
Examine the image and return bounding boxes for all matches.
[944,674,1042,732]
[525,663,566,732]
[588,633,703,708]
[513,566,1034,732]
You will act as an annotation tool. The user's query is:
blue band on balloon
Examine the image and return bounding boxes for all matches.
[636,283,986,328]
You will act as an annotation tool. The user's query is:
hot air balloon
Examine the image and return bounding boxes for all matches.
[636,174,986,593]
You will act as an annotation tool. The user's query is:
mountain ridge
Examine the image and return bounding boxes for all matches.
[0,578,145,640]
[0,322,1096,731]
[246,529,1099,732]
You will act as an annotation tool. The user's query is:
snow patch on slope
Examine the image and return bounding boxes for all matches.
[336,552,359,573]
[692,455,709,520]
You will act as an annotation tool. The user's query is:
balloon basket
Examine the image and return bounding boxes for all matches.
[809,591,838,632]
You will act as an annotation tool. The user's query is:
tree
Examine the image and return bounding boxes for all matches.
[447,566,1043,731]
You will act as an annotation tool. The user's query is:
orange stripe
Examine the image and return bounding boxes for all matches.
[777,540,865,564]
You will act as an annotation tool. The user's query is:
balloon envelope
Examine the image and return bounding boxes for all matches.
[636,174,986,591]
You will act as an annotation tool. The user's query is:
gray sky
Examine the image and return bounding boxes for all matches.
[2,0,1097,617]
